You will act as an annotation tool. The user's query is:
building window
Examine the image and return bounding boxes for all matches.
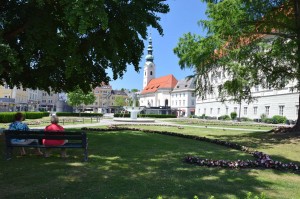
[218,108,220,114]
[255,85,259,92]
[296,105,299,115]
[183,100,185,106]
[198,108,200,114]
[144,72,146,76]
[279,105,284,116]
[192,93,195,97]
[265,106,270,116]
[191,100,194,106]
[176,101,177,106]
[210,108,213,114]
[254,107,258,115]
[150,71,152,75]
[179,100,181,106]
[234,107,237,113]
[204,108,206,114]
[244,107,248,115]
[226,107,229,115]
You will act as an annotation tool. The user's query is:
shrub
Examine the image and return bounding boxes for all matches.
[230,112,237,120]
[218,115,231,120]
[262,117,273,124]
[260,113,267,120]
[201,114,206,119]
[24,112,46,119]
[272,115,287,124]
[240,117,252,122]
[0,112,16,123]
[113,113,176,118]
[56,112,103,117]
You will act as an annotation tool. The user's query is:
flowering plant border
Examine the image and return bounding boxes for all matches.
[82,126,299,173]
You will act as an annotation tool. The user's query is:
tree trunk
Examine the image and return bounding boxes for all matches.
[292,0,300,132]
[238,101,242,122]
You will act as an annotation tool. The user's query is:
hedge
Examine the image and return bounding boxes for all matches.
[114,113,177,118]
[0,112,16,123]
[0,112,49,123]
[56,112,103,117]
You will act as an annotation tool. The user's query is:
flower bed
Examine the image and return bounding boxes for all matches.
[82,126,299,173]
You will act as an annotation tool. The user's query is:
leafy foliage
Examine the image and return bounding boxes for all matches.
[0,0,169,92]
[174,0,300,127]
[113,96,127,107]
[67,87,96,111]
[230,112,237,120]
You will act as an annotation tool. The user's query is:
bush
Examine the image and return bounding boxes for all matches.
[24,112,46,119]
[218,115,231,120]
[272,115,287,124]
[262,117,273,124]
[240,117,252,122]
[230,112,237,120]
[260,113,267,120]
[113,113,176,118]
[0,112,16,123]
[56,112,103,117]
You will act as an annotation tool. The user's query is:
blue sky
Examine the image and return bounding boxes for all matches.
[109,0,207,91]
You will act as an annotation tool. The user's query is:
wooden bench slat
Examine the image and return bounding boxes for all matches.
[4,130,88,161]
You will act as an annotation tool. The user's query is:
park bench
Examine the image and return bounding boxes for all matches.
[3,130,88,161]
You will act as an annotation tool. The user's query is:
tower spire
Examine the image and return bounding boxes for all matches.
[145,36,154,62]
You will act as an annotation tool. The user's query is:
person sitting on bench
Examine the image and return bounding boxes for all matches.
[9,112,43,156]
[43,115,68,158]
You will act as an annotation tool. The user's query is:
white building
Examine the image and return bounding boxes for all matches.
[195,73,299,120]
[171,77,196,117]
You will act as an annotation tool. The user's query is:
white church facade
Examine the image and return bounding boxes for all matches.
[139,38,196,117]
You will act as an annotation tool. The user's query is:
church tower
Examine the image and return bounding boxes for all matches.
[143,37,156,89]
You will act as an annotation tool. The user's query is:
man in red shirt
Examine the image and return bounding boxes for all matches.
[43,115,68,158]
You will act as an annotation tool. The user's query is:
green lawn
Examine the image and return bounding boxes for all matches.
[1,124,300,198]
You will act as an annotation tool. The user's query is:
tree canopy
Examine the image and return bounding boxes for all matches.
[0,0,169,92]
[67,87,96,111]
[114,96,127,107]
[174,0,300,129]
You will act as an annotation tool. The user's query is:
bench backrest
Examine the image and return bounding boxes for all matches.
[4,130,87,147]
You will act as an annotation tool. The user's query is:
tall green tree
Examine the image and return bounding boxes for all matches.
[114,96,127,107]
[174,0,300,130]
[0,0,169,92]
[67,87,96,112]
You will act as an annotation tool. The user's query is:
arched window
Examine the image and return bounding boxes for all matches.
[150,71,153,75]
[165,99,168,107]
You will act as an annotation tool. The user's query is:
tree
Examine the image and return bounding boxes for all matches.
[131,88,139,92]
[114,96,126,107]
[0,0,169,93]
[67,87,96,112]
[174,0,300,130]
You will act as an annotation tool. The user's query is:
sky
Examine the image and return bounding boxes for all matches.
[109,0,208,91]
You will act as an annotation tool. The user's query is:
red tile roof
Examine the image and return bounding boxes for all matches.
[141,74,178,94]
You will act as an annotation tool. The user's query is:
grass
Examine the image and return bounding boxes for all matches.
[1,120,300,198]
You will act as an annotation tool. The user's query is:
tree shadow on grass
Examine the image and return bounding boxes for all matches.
[0,131,291,199]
